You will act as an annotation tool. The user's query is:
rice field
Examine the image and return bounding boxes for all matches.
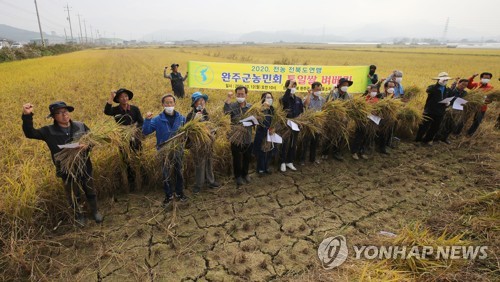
[0,45,499,281]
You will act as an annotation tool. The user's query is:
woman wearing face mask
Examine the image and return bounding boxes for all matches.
[253,92,275,176]
[415,72,453,146]
[186,92,220,193]
[386,70,405,98]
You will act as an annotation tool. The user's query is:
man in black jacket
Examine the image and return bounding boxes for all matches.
[104,88,144,190]
[22,101,103,226]
[415,72,453,146]
[164,63,188,98]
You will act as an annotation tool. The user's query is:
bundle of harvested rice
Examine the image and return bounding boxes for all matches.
[373,98,404,132]
[344,97,373,127]
[54,121,137,180]
[396,102,425,137]
[291,109,328,142]
[321,100,350,147]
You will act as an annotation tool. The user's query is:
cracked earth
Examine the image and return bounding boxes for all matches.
[47,139,498,281]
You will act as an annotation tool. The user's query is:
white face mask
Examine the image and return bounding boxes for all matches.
[265,98,273,106]
[370,92,378,97]
[290,88,297,94]
[236,97,246,103]
[481,78,490,84]
[438,79,448,86]
[395,77,402,83]
[340,86,349,92]
[164,106,175,115]
[313,91,322,97]
[387,88,395,94]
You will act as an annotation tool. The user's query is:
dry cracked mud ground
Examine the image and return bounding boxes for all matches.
[46,139,499,281]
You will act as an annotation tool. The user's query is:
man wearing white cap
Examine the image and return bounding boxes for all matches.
[415,72,453,146]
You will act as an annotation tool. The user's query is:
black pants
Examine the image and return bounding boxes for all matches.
[467,111,485,136]
[415,113,444,142]
[350,126,367,154]
[300,136,319,162]
[280,131,298,163]
[231,143,252,178]
[120,139,142,189]
[61,161,96,211]
[173,87,185,99]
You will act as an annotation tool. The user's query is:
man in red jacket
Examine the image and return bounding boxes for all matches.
[466,72,494,136]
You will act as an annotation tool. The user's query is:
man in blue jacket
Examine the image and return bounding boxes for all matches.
[143,94,187,206]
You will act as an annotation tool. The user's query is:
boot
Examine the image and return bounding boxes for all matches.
[88,198,103,223]
[75,211,86,227]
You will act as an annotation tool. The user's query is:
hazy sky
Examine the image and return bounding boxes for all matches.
[1,0,499,40]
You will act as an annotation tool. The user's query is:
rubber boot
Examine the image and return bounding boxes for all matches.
[88,198,103,223]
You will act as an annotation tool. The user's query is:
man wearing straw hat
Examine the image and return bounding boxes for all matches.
[22,101,103,226]
[104,88,144,191]
[143,94,188,206]
[415,72,453,146]
[323,77,353,161]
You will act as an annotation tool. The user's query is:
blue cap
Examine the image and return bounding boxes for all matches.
[191,92,208,107]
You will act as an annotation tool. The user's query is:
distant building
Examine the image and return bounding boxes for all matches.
[174,40,200,45]
[0,39,10,49]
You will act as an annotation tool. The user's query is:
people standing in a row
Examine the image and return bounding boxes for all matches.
[164,63,188,99]
[22,102,103,226]
[104,88,144,191]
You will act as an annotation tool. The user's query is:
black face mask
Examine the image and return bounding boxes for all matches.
[369,69,376,75]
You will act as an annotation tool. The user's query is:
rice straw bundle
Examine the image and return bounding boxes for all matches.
[402,85,424,101]
[344,97,372,127]
[463,90,489,118]
[396,103,425,137]
[54,120,136,180]
[321,100,350,147]
[373,98,404,132]
[291,109,328,142]
[271,105,291,141]
[227,124,250,147]
[178,119,215,156]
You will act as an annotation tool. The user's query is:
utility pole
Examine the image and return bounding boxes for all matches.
[33,0,45,47]
[64,28,68,42]
[90,25,94,44]
[64,4,74,43]
[442,17,449,44]
[77,14,83,44]
[83,19,88,43]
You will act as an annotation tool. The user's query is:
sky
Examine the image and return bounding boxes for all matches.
[1,0,499,41]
